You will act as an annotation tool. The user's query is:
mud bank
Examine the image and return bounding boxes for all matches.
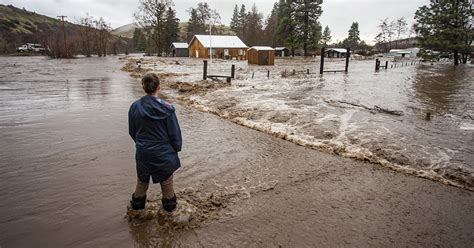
[122,56,474,190]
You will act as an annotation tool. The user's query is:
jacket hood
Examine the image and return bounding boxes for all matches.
[136,95,174,120]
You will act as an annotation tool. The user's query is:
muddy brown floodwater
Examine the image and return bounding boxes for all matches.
[0,56,473,247]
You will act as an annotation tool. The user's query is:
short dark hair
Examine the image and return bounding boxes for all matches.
[142,73,160,94]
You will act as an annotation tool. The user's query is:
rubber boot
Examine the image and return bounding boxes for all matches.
[161,194,177,212]
[130,193,147,210]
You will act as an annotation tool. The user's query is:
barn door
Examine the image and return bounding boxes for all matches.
[261,52,268,65]
[195,50,199,58]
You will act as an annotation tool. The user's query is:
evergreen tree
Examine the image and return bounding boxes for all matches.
[264,2,280,47]
[187,8,203,41]
[186,2,221,41]
[164,7,180,53]
[277,0,298,56]
[132,28,147,51]
[242,4,264,46]
[320,25,331,46]
[230,5,240,34]
[414,0,473,65]
[347,22,360,49]
[293,0,323,56]
[238,4,248,37]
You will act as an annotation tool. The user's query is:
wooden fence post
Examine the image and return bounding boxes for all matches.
[345,47,350,73]
[231,64,235,79]
[320,47,325,75]
[203,60,208,80]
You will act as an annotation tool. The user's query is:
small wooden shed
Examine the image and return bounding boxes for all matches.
[247,46,275,65]
[275,47,290,57]
[170,42,189,57]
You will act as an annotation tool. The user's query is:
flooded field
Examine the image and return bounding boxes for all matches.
[131,56,474,189]
[0,56,274,246]
[1,55,473,247]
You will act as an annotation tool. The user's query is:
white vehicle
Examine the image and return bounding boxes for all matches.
[16,43,45,53]
[16,44,30,52]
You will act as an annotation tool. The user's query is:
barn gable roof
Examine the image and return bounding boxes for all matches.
[171,42,188,49]
[191,35,247,48]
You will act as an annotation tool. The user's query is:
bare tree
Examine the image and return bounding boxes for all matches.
[394,17,408,40]
[377,18,395,51]
[134,0,173,56]
[78,14,94,57]
[94,17,111,57]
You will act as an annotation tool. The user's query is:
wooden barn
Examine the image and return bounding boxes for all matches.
[326,48,347,58]
[188,35,248,60]
[275,47,290,57]
[247,46,275,65]
[170,42,189,57]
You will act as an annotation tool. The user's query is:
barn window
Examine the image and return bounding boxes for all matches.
[239,49,245,56]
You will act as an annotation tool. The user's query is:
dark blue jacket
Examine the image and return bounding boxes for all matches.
[128,95,182,183]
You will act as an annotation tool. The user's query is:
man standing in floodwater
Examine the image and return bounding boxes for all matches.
[128,73,182,212]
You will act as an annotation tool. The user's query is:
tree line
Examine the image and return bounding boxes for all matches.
[40,15,128,58]
[131,0,472,64]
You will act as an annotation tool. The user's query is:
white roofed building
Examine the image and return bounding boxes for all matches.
[170,42,189,57]
[188,35,248,60]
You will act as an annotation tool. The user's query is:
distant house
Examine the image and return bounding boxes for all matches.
[170,42,189,57]
[275,47,290,57]
[326,48,347,58]
[188,35,248,60]
[248,46,275,65]
[389,48,420,58]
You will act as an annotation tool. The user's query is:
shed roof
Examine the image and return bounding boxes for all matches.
[171,42,188,49]
[275,47,288,50]
[191,35,247,48]
[249,46,275,51]
[327,48,347,53]
[389,49,411,54]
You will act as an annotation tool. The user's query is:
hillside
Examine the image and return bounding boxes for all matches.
[111,23,137,39]
[0,4,71,53]
[0,4,130,54]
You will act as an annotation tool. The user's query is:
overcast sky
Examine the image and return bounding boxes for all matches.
[2,0,429,43]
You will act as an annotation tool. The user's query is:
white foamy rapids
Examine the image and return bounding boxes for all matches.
[460,122,474,130]
[189,99,473,190]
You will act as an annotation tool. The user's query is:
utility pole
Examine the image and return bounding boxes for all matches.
[57,15,68,57]
[209,21,212,63]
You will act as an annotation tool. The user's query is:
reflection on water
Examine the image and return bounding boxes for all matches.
[0,56,144,247]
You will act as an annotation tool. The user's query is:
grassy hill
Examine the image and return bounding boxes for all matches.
[111,23,137,39]
[0,4,67,53]
[0,4,130,54]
